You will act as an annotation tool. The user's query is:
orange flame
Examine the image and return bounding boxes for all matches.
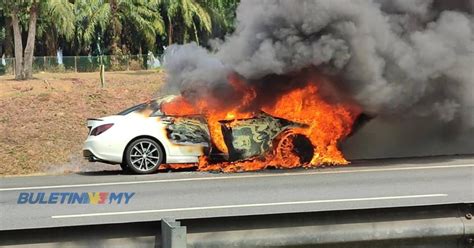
[262,83,357,165]
[161,73,360,172]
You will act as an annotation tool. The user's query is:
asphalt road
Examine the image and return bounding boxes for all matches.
[1,156,473,231]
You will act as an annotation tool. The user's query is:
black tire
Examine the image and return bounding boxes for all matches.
[125,138,164,174]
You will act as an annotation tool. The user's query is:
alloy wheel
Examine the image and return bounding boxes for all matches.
[128,139,162,173]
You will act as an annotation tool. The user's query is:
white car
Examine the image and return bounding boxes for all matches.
[83,96,209,174]
[83,96,312,174]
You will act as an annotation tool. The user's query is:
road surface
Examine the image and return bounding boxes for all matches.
[1,156,473,230]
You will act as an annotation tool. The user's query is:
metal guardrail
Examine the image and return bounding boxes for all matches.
[184,204,474,248]
[0,204,472,248]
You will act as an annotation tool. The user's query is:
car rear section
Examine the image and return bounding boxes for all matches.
[83,116,126,164]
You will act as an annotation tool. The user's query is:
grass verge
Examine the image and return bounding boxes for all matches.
[0,71,164,175]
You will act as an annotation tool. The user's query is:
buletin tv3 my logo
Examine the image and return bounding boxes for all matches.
[17,192,135,204]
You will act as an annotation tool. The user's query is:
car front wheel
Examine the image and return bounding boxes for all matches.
[125,138,164,174]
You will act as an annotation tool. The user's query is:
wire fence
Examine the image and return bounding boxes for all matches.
[0,54,162,75]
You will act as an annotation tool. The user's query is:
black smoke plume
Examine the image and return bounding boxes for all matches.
[162,0,474,158]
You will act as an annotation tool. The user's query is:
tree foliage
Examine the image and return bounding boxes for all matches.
[71,0,110,55]
[1,0,238,58]
[109,0,164,55]
[161,0,212,45]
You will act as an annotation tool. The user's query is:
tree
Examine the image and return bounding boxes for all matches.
[68,0,164,56]
[200,0,238,43]
[36,0,75,56]
[161,0,212,45]
[0,7,5,57]
[109,0,164,55]
[7,0,39,80]
[0,0,239,78]
[2,16,14,58]
[71,0,110,55]
[3,0,75,80]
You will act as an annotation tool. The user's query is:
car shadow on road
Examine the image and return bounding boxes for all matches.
[75,170,124,176]
[75,167,198,176]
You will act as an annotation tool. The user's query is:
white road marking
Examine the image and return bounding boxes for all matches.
[51,194,447,219]
[1,163,473,191]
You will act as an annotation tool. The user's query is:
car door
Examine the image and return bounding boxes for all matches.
[163,115,211,148]
[148,99,211,158]
[221,113,305,161]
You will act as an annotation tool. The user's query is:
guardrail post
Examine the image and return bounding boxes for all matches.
[463,204,474,247]
[161,218,187,248]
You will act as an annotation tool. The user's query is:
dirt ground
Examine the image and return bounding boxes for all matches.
[0,71,165,175]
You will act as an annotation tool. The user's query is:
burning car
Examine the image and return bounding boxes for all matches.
[83,95,313,174]
[84,74,367,174]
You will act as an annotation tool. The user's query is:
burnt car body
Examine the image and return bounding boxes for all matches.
[83,95,310,174]
[165,113,306,161]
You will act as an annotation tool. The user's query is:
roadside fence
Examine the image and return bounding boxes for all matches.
[0,54,162,75]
